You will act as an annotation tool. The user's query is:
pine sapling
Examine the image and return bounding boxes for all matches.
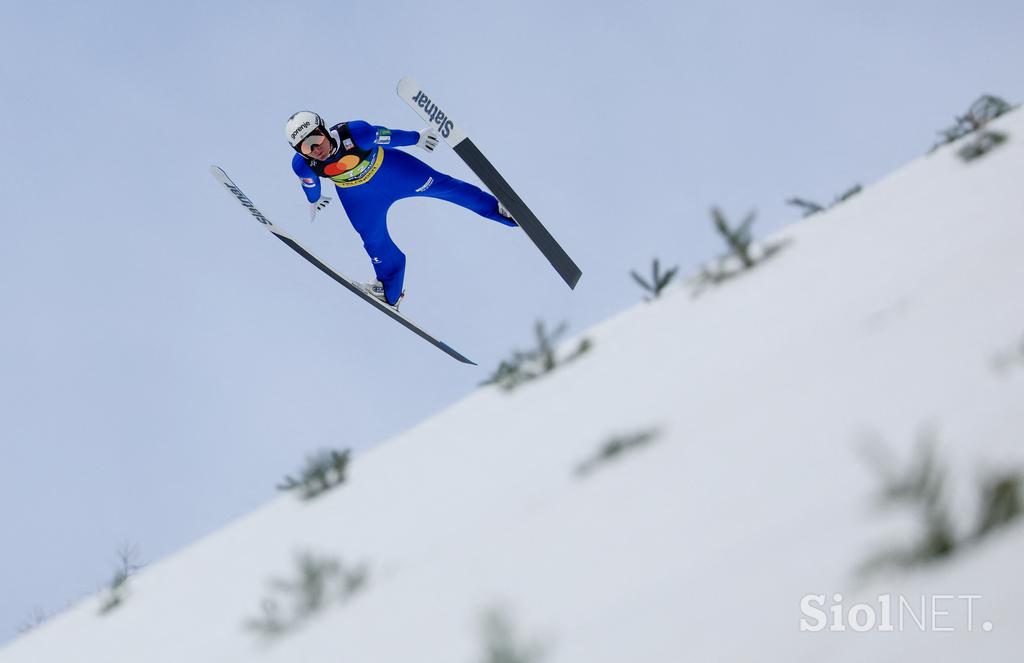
[858,435,957,575]
[690,205,791,296]
[278,449,351,500]
[958,131,1008,162]
[482,320,592,392]
[575,429,661,477]
[788,185,864,218]
[711,207,756,269]
[835,184,863,203]
[631,258,679,300]
[246,551,369,637]
[860,432,1024,576]
[785,198,825,217]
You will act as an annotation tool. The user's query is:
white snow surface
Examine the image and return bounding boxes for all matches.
[4,112,1024,662]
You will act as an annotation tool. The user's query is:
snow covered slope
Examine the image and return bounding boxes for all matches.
[4,111,1024,662]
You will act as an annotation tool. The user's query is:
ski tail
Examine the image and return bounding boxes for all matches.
[209,165,476,365]
[453,138,581,288]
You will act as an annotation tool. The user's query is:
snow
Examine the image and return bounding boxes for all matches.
[4,110,1024,662]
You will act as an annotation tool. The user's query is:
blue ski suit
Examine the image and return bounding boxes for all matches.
[292,120,515,305]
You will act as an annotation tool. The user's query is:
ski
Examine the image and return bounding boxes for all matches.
[209,166,476,365]
[396,77,582,289]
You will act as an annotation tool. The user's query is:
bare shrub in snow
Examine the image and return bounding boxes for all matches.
[689,207,789,296]
[575,429,661,478]
[931,94,1015,156]
[630,258,678,301]
[482,320,592,392]
[277,449,351,500]
[786,184,862,218]
[98,542,146,615]
[475,607,546,663]
[246,551,368,637]
[934,94,1013,143]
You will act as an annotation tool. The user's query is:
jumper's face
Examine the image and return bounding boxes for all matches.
[299,130,332,160]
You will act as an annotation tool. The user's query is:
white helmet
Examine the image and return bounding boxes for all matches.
[285,110,325,148]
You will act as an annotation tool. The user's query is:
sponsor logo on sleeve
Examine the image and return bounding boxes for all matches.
[342,138,354,150]
[301,177,316,188]
[376,128,392,145]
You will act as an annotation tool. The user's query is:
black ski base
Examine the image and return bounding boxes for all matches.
[453,138,582,289]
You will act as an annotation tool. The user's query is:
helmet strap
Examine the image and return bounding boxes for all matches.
[325,128,340,158]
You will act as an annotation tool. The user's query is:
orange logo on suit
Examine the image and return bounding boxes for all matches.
[324,155,362,176]
[327,147,385,188]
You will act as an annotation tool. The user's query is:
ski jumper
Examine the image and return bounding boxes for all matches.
[292,120,515,305]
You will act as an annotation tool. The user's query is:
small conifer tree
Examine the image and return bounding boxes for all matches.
[785,198,825,217]
[246,552,368,637]
[859,433,1024,576]
[787,185,862,218]
[958,131,1008,162]
[630,258,679,300]
[711,207,756,269]
[858,435,957,575]
[482,320,592,392]
[690,207,789,295]
[278,449,351,500]
[575,429,660,477]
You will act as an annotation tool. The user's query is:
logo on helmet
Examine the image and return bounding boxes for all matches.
[290,121,312,141]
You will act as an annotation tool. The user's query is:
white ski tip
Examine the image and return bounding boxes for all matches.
[395,77,467,147]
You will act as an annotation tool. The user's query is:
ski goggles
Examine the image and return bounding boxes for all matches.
[297,129,329,156]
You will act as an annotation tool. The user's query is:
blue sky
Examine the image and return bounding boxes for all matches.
[1,0,1022,643]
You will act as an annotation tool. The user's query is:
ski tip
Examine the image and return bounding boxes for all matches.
[396,77,421,100]
[439,341,476,365]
